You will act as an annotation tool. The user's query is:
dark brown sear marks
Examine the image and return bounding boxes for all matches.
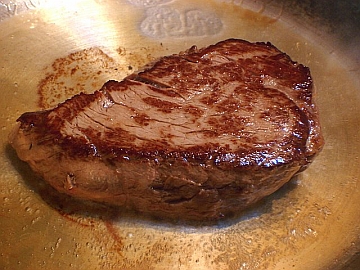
[15,39,320,168]
[142,97,182,113]
[131,112,151,126]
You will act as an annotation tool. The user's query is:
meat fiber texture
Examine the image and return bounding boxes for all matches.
[9,39,324,221]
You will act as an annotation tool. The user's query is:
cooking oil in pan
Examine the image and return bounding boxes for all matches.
[0,0,360,269]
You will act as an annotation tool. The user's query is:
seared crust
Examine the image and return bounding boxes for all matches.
[9,39,324,221]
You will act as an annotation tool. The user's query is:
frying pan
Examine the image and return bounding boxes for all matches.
[0,0,359,269]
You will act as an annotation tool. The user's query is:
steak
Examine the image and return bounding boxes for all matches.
[9,39,324,221]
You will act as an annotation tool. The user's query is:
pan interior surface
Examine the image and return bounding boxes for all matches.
[0,0,359,269]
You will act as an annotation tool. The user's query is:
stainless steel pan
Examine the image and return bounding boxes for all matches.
[1,0,359,269]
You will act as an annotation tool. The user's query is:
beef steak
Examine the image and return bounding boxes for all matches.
[9,39,324,221]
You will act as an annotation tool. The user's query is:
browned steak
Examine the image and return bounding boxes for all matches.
[9,39,324,221]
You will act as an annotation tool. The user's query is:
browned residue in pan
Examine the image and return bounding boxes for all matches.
[37,46,159,109]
